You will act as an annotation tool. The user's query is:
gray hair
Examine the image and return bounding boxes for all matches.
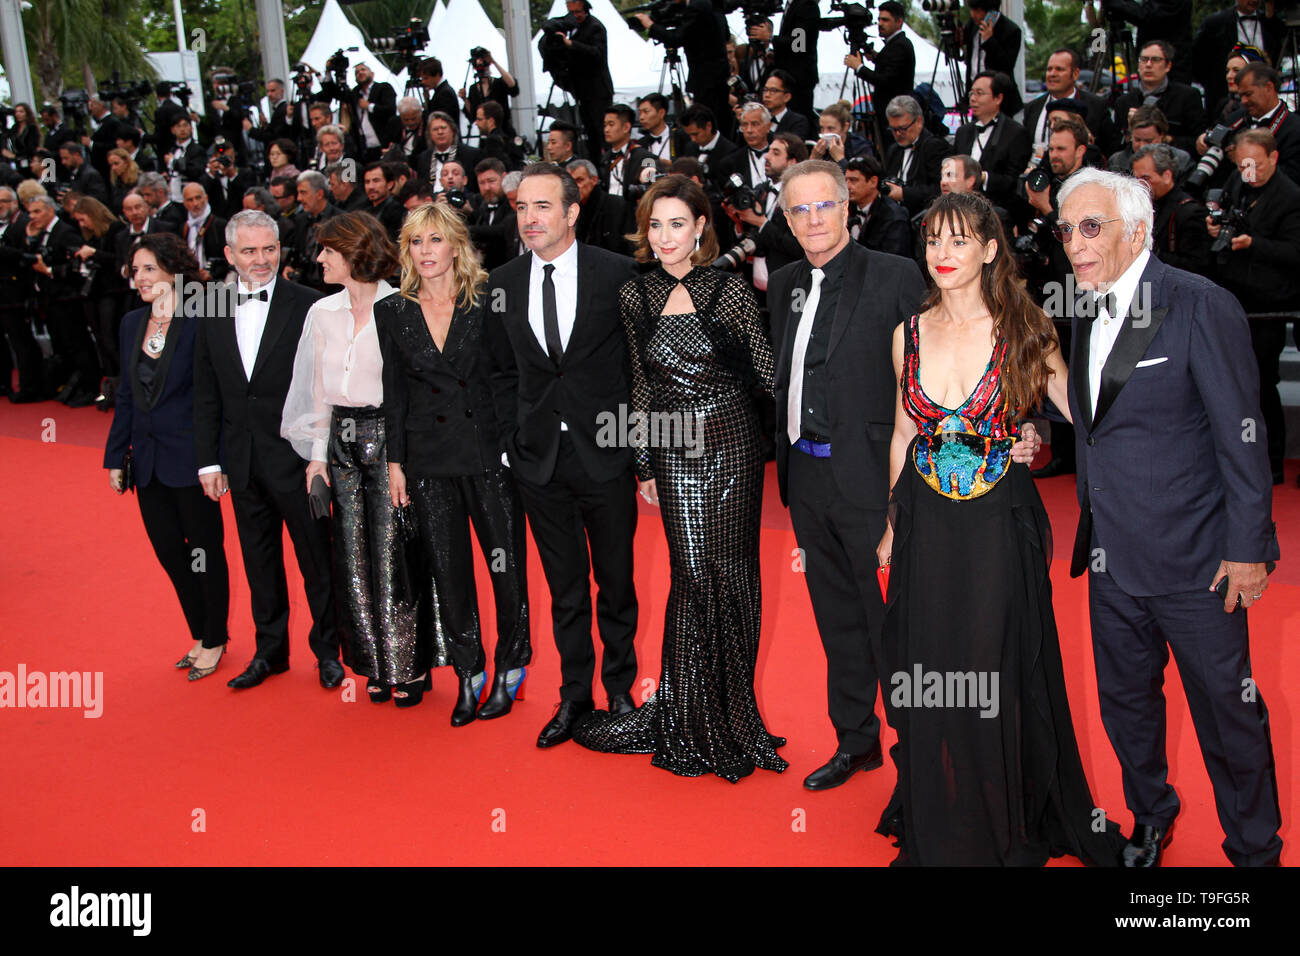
[226,209,280,247]
[778,159,849,212]
[397,96,422,115]
[565,158,599,179]
[502,170,524,193]
[243,186,277,211]
[322,161,350,180]
[1056,167,1154,251]
[138,172,168,193]
[739,102,772,123]
[316,124,344,144]
[0,186,16,201]
[27,194,57,211]
[885,95,922,120]
[297,170,328,195]
[1132,143,1177,177]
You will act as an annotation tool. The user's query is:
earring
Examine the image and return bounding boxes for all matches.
[694,234,700,251]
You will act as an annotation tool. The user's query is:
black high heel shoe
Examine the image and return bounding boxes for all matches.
[394,672,432,708]
[367,677,392,704]
[451,674,480,726]
[478,667,527,720]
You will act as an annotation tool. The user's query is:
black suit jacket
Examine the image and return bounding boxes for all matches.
[961,15,1022,94]
[1022,89,1120,155]
[601,144,657,197]
[565,15,615,102]
[883,128,952,213]
[104,306,203,487]
[697,134,741,188]
[423,82,462,127]
[153,200,187,235]
[381,117,427,164]
[769,241,926,506]
[153,100,188,156]
[1107,0,1194,81]
[1230,106,1300,188]
[192,278,324,492]
[169,141,207,184]
[1067,254,1277,592]
[1193,9,1284,116]
[417,143,484,189]
[953,115,1031,206]
[576,187,633,255]
[376,294,502,478]
[649,0,729,97]
[1215,170,1300,313]
[852,195,911,258]
[773,0,821,102]
[354,80,397,142]
[469,203,518,270]
[368,197,406,241]
[773,110,812,142]
[201,170,256,220]
[1113,81,1206,154]
[183,212,230,282]
[113,221,165,285]
[65,163,108,204]
[481,242,638,485]
[1151,186,1209,275]
[855,32,916,115]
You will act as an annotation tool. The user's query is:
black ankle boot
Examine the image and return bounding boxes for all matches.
[451,674,479,726]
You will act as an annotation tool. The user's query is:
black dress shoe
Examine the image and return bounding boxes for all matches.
[227,657,289,689]
[8,389,43,404]
[537,699,594,748]
[1122,822,1174,867]
[608,693,636,716]
[1030,457,1076,479]
[803,749,883,790]
[451,674,480,725]
[477,673,512,720]
[318,658,345,688]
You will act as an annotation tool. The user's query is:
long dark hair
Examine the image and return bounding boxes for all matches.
[920,192,1059,419]
[626,174,720,266]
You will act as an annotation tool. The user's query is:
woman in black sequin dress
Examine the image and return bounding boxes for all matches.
[573,176,787,782]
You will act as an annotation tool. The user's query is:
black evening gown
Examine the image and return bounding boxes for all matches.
[573,266,787,783]
[877,312,1127,865]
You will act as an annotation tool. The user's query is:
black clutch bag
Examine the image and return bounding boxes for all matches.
[121,448,136,494]
[308,474,331,520]
[392,505,425,606]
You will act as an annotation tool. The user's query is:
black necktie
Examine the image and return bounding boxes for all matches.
[542,263,563,366]
[238,289,268,304]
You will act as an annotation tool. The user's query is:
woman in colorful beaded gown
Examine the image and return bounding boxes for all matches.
[875,191,1126,865]
[572,175,787,782]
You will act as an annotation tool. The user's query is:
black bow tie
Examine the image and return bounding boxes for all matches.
[1239,12,1261,20]
[238,289,268,304]
[749,146,767,158]
[974,120,995,134]
[1083,291,1118,321]
[435,151,451,162]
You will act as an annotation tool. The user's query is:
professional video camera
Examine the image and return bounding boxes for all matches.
[99,74,152,110]
[821,0,875,56]
[211,71,259,114]
[1205,188,1249,264]
[724,0,784,30]
[625,1,687,34]
[468,46,492,76]
[538,15,578,92]
[156,81,193,105]
[373,18,431,59]
[1185,123,1235,193]
[59,89,90,129]
[922,0,964,60]
[326,49,352,82]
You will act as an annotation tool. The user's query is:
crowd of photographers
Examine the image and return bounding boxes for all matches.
[0,0,1297,480]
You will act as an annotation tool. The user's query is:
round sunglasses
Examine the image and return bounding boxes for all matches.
[1052,217,1120,242]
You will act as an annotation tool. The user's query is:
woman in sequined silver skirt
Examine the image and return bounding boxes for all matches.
[377,202,531,726]
[282,212,435,705]
[572,176,787,782]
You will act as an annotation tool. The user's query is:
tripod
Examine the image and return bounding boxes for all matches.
[1279,19,1300,112]
[657,44,690,116]
[1087,13,1136,107]
[930,25,968,124]
[838,49,880,158]
[536,80,581,159]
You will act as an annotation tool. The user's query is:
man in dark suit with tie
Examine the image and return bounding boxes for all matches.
[953,71,1031,209]
[137,172,187,234]
[880,95,952,215]
[773,0,821,120]
[1022,49,1120,156]
[1112,41,1206,154]
[599,105,656,203]
[350,62,397,163]
[1058,167,1281,866]
[961,1,1022,103]
[418,112,484,197]
[193,209,342,691]
[416,58,462,128]
[114,190,165,313]
[470,158,518,268]
[1192,0,1284,118]
[544,1,616,160]
[481,163,641,747]
[844,155,911,258]
[1229,63,1300,187]
[845,2,915,125]
[761,69,812,143]
[678,104,739,189]
[768,159,926,790]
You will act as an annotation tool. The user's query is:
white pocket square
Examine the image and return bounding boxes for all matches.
[1135,357,1168,368]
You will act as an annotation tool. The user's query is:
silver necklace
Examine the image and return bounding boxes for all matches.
[145,317,171,356]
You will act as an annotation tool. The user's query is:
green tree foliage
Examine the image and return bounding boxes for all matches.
[16,0,159,105]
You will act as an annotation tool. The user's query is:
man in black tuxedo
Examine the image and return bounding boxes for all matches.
[1059,168,1281,866]
[961,0,1022,104]
[193,209,342,690]
[544,1,615,160]
[1112,41,1206,154]
[736,18,775,97]
[1022,48,1120,156]
[1206,131,1300,486]
[566,158,632,256]
[1131,143,1208,273]
[1192,0,1283,117]
[773,0,821,120]
[418,112,483,196]
[416,58,462,127]
[114,190,166,313]
[350,62,397,163]
[1102,0,1193,82]
[760,69,812,142]
[469,158,518,268]
[180,182,229,282]
[845,2,915,124]
[640,0,730,141]
[152,84,190,157]
[166,116,208,187]
[56,144,108,204]
[381,98,427,166]
[637,93,696,168]
[136,172,186,235]
[1229,64,1300,188]
[200,152,256,221]
[768,160,925,790]
[678,104,739,189]
[599,104,656,202]
[844,155,911,257]
[472,101,522,172]
[250,79,291,148]
[954,71,1031,209]
[880,95,952,215]
[285,171,340,291]
[481,164,640,747]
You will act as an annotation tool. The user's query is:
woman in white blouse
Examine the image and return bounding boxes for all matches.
[282,211,434,707]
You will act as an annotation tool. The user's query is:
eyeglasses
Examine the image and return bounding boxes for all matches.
[888,117,918,134]
[1051,217,1120,241]
[787,199,844,218]
[1138,55,1167,64]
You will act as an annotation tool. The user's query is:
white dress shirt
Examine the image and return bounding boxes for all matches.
[644,127,671,161]
[527,239,580,431]
[1088,249,1150,417]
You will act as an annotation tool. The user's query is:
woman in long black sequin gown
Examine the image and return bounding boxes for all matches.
[573,176,787,782]
[875,193,1126,865]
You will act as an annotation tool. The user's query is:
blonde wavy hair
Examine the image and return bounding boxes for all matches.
[397,201,489,309]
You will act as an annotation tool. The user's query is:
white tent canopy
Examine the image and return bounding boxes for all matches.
[299,0,405,88]
[532,0,660,101]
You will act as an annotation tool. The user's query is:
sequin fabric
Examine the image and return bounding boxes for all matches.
[572,266,787,782]
[902,313,1016,500]
[330,407,440,683]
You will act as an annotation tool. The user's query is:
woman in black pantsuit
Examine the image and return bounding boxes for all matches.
[377,201,531,726]
[103,233,230,679]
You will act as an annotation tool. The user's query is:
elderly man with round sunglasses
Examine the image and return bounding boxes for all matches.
[1056,167,1281,867]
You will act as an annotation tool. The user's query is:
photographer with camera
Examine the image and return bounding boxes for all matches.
[845,2,915,121]
[880,95,952,215]
[83,97,124,182]
[771,0,821,120]
[461,48,519,136]
[1112,40,1206,154]
[637,93,695,167]
[678,104,741,191]
[1229,64,1300,186]
[165,116,207,194]
[1205,128,1300,485]
[842,153,910,257]
[961,0,1022,101]
[151,84,190,158]
[349,62,397,164]
[1131,142,1209,272]
[636,0,731,138]
[1192,1,1283,120]
[436,159,477,219]
[1093,0,1193,82]
[954,71,1031,209]
[201,141,254,219]
[736,16,774,96]
[541,1,615,160]
[180,181,228,282]
[601,104,657,200]
[716,131,806,282]
[57,144,108,205]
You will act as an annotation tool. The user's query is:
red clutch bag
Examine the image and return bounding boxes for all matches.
[876,564,890,601]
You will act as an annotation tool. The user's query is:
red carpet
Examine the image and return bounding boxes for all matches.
[0,402,1293,866]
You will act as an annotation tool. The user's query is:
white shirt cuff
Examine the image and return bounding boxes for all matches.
[311,438,329,463]
[198,465,222,476]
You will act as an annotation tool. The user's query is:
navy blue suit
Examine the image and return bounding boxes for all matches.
[1067,254,1281,865]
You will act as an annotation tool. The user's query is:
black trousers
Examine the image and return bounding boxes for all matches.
[574,90,613,161]
[514,434,637,703]
[40,295,99,389]
[136,480,230,648]
[787,448,887,756]
[1089,569,1283,865]
[229,468,338,666]
[410,468,531,679]
[1249,318,1286,478]
[85,292,123,378]
[0,305,38,393]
